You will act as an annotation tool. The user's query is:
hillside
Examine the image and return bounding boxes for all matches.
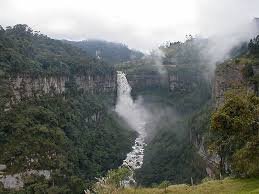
[119,178,259,194]
[0,25,115,76]
[0,24,258,193]
[0,25,136,193]
[126,38,212,186]
[65,39,144,65]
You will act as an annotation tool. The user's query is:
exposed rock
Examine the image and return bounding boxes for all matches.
[252,65,259,76]
[168,74,179,91]
[126,69,190,93]
[206,167,213,178]
[213,62,259,107]
[0,164,6,171]
[213,62,246,107]
[0,170,50,189]
[168,72,197,92]
[75,74,116,93]
[193,134,220,177]
[9,75,69,102]
[0,174,23,189]
[126,73,166,91]
[1,73,116,108]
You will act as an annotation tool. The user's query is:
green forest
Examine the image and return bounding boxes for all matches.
[0,23,258,194]
[0,25,136,193]
[65,40,144,65]
[0,24,113,75]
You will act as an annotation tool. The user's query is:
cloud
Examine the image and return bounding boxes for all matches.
[0,0,198,51]
[196,0,259,37]
[0,0,258,51]
[195,0,259,69]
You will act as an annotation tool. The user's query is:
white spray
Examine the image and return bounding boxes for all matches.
[115,71,150,185]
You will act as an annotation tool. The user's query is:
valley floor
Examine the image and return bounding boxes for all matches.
[117,178,259,194]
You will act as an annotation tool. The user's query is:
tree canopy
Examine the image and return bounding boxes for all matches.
[210,90,259,177]
[0,24,114,75]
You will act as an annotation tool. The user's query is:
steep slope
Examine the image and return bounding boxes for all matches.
[213,33,259,108]
[114,38,212,186]
[209,36,259,177]
[0,25,136,193]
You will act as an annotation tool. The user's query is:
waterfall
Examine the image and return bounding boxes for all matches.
[115,71,148,135]
[115,71,149,185]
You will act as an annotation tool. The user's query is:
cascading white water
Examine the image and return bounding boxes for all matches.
[115,71,149,185]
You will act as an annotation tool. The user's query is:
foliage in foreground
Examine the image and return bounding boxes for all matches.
[118,178,259,194]
[94,167,131,194]
[210,90,259,177]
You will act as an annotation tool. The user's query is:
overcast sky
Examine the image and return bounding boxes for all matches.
[0,0,258,51]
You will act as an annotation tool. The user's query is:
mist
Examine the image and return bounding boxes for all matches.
[1,0,259,52]
[115,71,151,133]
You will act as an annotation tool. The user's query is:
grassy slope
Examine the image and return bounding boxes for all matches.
[120,178,259,194]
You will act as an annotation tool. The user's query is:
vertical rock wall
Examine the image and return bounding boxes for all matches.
[213,62,246,107]
[3,73,116,104]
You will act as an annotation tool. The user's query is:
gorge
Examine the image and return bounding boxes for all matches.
[0,23,258,193]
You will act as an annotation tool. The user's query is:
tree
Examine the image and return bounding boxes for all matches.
[159,180,170,193]
[106,167,131,188]
[210,90,259,176]
[248,35,259,56]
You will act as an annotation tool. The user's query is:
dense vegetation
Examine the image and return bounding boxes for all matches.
[135,88,211,186]
[248,35,259,57]
[136,121,206,186]
[0,89,136,193]
[0,23,258,192]
[0,24,113,75]
[0,25,136,193]
[160,35,208,66]
[133,38,212,186]
[207,34,259,178]
[65,39,144,65]
[210,91,259,177]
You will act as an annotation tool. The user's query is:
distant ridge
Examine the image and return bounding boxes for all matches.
[64,39,144,65]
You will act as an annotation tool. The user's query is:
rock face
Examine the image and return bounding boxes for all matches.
[168,72,200,92]
[213,62,246,107]
[213,62,259,107]
[124,64,206,94]
[126,68,194,93]
[209,62,259,175]
[3,73,116,105]
[9,75,69,102]
[75,74,116,93]
[126,73,167,91]
[0,170,50,189]
[0,165,6,171]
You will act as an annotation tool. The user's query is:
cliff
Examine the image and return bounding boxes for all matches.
[2,73,116,109]
[125,65,201,94]
[213,61,246,107]
[213,60,259,107]
[126,73,167,91]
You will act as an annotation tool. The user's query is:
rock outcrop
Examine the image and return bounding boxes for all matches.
[213,62,246,107]
[125,66,197,93]
[126,73,167,91]
[213,61,259,107]
[0,169,50,189]
[2,73,116,107]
